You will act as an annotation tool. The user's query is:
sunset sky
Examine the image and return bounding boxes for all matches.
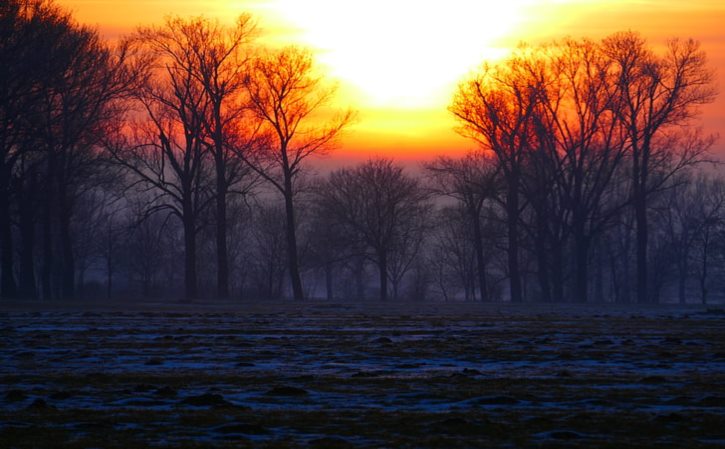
[58,0,725,162]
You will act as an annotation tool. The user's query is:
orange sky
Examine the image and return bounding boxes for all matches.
[59,0,725,163]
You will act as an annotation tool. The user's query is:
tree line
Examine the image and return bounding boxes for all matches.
[0,0,721,304]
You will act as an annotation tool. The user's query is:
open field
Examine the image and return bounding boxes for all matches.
[1,301,724,448]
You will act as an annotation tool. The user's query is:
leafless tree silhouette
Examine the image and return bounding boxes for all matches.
[242,47,352,300]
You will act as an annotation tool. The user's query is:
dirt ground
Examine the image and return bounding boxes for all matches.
[1,300,724,448]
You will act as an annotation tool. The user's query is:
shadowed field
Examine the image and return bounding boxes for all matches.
[1,302,724,448]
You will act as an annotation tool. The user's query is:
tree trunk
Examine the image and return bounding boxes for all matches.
[574,238,589,303]
[58,201,75,300]
[506,176,522,303]
[210,102,231,300]
[634,190,648,304]
[215,156,229,299]
[633,139,650,304]
[0,174,17,299]
[594,245,604,303]
[106,230,113,300]
[573,221,589,303]
[283,174,304,301]
[182,208,198,301]
[18,187,36,299]
[534,216,551,303]
[470,206,488,302]
[378,251,388,301]
[700,231,709,305]
[41,185,53,300]
[551,242,564,302]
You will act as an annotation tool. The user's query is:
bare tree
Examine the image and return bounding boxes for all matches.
[249,203,288,300]
[0,0,39,297]
[108,25,214,300]
[658,172,702,304]
[602,32,717,303]
[315,158,429,301]
[430,206,478,301]
[306,198,351,301]
[181,15,257,298]
[426,152,499,301]
[530,39,631,302]
[450,51,546,303]
[1,0,132,299]
[691,176,725,304]
[242,46,352,300]
[123,197,173,298]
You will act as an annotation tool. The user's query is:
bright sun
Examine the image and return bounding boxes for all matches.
[267,0,530,109]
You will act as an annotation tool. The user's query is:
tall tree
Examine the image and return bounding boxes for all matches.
[533,39,630,302]
[108,25,213,300]
[450,52,545,303]
[0,0,34,298]
[243,47,351,300]
[181,15,257,299]
[1,0,72,298]
[1,0,133,299]
[602,32,716,303]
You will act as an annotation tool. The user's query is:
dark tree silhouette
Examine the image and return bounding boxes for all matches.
[429,206,479,301]
[181,15,257,299]
[108,23,215,300]
[602,32,716,303]
[4,1,723,306]
[315,158,429,301]
[1,0,133,299]
[242,47,352,300]
[659,173,725,304]
[426,152,499,301]
[450,52,546,303]
[249,203,288,300]
[527,39,630,303]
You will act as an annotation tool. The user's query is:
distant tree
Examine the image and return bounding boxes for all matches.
[315,158,429,301]
[426,152,499,301]
[249,203,288,300]
[386,201,429,301]
[659,173,701,303]
[123,198,173,298]
[691,176,725,304]
[430,206,478,301]
[242,47,352,300]
[306,199,351,301]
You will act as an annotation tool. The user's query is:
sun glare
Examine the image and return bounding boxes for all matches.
[267,0,530,109]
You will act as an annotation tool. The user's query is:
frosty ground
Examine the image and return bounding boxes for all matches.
[1,301,724,448]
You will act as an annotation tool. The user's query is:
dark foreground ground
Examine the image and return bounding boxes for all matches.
[1,301,724,448]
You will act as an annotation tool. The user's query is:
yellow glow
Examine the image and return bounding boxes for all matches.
[267,0,527,109]
[55,0,725,158]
